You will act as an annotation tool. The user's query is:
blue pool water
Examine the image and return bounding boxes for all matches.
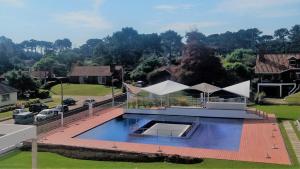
[76,115,243,151]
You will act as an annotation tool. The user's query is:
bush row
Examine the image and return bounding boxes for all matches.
[0,99,40,113]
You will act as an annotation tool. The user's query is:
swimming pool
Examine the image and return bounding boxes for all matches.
[76,114,243,151]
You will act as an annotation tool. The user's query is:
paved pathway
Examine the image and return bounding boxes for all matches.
[283,121,300,162]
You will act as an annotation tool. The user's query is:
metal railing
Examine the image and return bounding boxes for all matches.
[35,93,126,126]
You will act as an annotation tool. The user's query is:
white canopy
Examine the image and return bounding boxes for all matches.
[190,83,221,94]
[222,80,250,98]
[141,80,189,96]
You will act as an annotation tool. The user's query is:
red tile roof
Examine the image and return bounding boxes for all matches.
[69,66,122,77]
[255,54,300,74]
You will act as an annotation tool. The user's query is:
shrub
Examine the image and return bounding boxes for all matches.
[0,99,41,113]
[177,98,190,106]
[37,90,50,99]
[254,92,266,104]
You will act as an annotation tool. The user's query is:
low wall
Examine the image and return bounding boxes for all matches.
[22,143,203,164]
[206,102,246,110]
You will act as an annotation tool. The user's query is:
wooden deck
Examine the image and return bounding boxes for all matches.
[38,108,291,165]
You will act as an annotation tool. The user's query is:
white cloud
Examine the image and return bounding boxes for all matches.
[216,0,299,12]
[215,0,300,18]
[0,0,25,7]
[54,0,111,30]
[55,11,111,30]
[154,4,192,12]
[160,21,222,32]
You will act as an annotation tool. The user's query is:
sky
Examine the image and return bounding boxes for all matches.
[0,0,300,47]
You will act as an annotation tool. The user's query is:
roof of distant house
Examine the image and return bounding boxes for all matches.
[255,53,300,74]
[0,83,18,94]
[69,65,122,77]
[30,71,49,78]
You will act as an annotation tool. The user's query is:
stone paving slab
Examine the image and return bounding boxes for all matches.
[283,121,300,162]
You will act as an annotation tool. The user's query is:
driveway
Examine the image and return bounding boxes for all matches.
[58,93,118,110]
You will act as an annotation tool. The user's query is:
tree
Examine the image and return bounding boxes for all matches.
[224,48,256,81]
[186,30,206,44]
[130,56,164,81]
[54,38,72,52]
[175,40,225,86]
[224,62,251,82]
[225,48,256,67]
[160,30,183,60]
[5,70,40,95]
[80,39,102,58]
[289,25,300,52]
[274,28,289,53]
[140,33,161,55]
[93,27,143,68]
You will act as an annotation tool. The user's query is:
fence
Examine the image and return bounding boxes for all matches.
[127,95,203,109]
[36,93,126,134]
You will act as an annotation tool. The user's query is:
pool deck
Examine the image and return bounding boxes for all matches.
[38,108,291,165]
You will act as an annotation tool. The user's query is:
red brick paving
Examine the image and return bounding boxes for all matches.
[38,108,291,165]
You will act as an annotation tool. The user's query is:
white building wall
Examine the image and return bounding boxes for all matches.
[0,92,17,107]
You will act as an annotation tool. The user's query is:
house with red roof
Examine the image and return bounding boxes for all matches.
[68,65,123,85]
[255,53,300,97]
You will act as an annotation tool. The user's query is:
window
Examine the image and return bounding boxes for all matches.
[289,58,296,67]
[1,94,10,102]
[97,76,106,84]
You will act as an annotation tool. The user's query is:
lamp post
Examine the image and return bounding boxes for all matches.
[59,78,64,127]
[59,78,64,106]
[111,76,115,107]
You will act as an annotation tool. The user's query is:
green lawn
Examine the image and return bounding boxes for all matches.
[1,105,300,169]
[43,96,61,108]
[0,150,299,169]
[51,83,120,96]
[0,110,12,120]
[254,105,300,120]
[285,92,300,105]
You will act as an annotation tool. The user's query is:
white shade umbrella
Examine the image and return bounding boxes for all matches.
[223,80,250,98]
[190,83,221,94]
[141,80,189,96]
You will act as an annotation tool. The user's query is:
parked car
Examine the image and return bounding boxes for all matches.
[12,109,26,118]
[55,105,69,112]
[29,103,49,113]
[35,109,59,122]
[63,98,76,106]
[14,112,34,125]
[83,98,96,106]
[136,81,144,87]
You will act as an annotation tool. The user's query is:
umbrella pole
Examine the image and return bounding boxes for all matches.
[126,90,129,109]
